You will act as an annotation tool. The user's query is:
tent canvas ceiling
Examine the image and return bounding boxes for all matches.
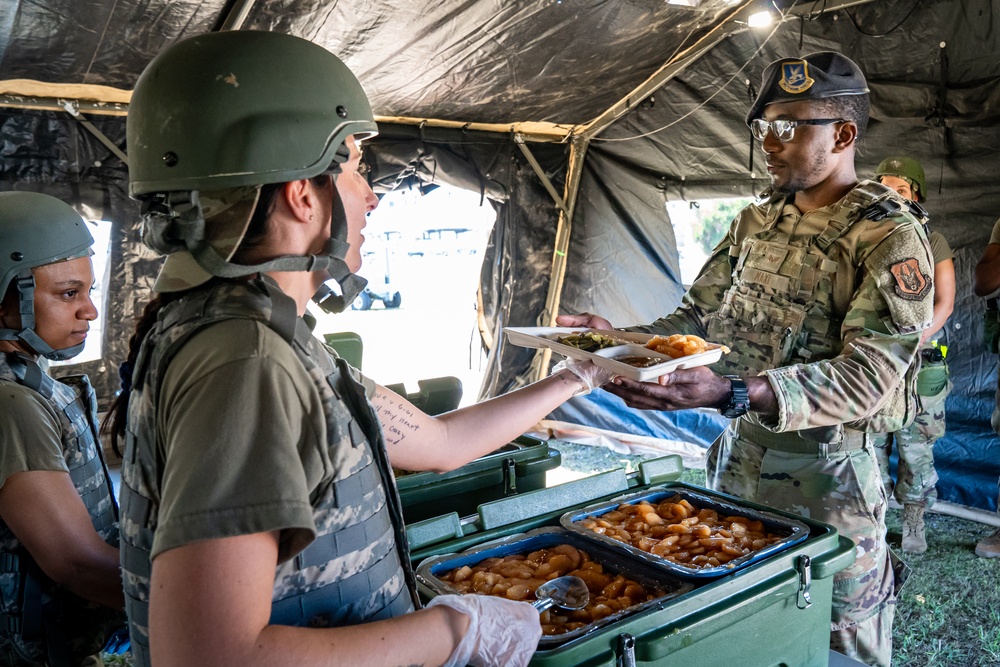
[0,0,746,125]
[1,0,998,514]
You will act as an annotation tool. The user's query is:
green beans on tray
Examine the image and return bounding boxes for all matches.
[556,332,624,351]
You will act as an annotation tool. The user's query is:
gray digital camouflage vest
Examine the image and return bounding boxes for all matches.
[0,353,121,667]
[707,181,925,436]
[119,278,416,667]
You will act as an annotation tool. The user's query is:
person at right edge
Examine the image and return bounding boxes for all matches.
[558,52,934,666]
[870,157,955,555]
[973,217,1000,558]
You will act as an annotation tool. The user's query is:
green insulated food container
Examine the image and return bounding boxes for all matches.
[395,435,561,523]
[407,457,855,667]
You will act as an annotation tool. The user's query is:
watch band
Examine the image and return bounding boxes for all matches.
[719,375,750,418]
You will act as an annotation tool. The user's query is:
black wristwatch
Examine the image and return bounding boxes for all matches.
[719,375,750,419]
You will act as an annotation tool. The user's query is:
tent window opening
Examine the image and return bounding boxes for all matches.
[666,198,754,285]
[312,185,495,407]
[50,219,113,367]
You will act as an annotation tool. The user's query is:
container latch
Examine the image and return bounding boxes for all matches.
[796,554,813,609]
[502,457,517,495]
[616,633,636,667]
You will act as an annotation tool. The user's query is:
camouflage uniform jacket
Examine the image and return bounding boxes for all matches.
[119,278,416,667]
[634,180,934,440]
[0,353,121,666]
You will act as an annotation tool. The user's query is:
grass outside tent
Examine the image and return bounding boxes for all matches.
[553,441,1000,667]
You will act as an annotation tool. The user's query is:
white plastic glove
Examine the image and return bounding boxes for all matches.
[552,358,616,395]
[426,593,542,667]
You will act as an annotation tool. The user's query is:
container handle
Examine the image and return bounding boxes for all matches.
[617,633,636,667]
[503,457,517,495]
[405,512,464,551]
[477,468,630,530]
[637,455,684,486]
[796,554,813,609]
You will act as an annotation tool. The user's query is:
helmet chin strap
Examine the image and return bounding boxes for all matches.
[0,271,85,361]
[311,172,367,314]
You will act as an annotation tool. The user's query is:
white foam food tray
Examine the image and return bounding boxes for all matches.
[503,327,725,382]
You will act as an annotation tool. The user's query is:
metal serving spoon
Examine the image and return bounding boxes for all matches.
[531,575,590,613]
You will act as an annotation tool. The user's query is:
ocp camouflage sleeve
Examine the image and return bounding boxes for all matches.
[765,223,934,432]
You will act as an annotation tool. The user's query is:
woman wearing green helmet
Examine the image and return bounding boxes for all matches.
[0,191,125,665]
[106,31,611,667]
[872,156,956,555]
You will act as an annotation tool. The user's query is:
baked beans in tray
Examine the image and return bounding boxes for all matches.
[560,486,809,579]
[415,527,693,647]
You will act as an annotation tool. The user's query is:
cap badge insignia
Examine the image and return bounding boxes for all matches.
[778,61,815,94]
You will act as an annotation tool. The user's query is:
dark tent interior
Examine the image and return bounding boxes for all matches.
[1,0,998,512]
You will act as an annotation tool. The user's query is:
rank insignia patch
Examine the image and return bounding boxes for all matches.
[779,61,815,94]
[889,258,931,300]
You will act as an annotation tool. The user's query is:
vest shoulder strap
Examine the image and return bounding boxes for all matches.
[816,180,898,251]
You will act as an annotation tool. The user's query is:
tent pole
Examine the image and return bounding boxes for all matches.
[216,0,257,31]
[529,135,589,383]
[61,100,129,166]
[514,135,570,219]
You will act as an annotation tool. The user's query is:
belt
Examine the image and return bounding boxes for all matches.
[738,420,867,456]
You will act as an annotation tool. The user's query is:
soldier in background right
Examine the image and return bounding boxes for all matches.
[973,216,1000,558]
[871,157,955,555]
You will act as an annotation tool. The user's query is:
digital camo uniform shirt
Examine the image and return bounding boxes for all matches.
[872,229,953,507]
[630,180,933,667]
[119,279,415,667]
[0,353,122,666]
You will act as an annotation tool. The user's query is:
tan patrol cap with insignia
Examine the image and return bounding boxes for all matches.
[746,51,869,124]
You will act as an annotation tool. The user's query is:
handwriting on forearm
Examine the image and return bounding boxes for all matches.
[373,389,422,447]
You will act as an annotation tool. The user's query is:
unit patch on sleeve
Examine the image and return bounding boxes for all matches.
[889,258,931,300]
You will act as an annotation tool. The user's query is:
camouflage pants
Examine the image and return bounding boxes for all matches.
[707,427,895,667]
[871,376,949,507]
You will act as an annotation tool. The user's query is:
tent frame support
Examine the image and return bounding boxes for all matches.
[61,100,129,166]
[529,135,590,382]
[217,0,256,31]
[514,134,570,219]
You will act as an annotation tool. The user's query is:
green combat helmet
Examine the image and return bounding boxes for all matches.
[127,30,378,312]
[875,156,927,202]
[0,192,94,360]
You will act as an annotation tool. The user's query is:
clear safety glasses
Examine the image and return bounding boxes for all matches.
[749,118,847,142]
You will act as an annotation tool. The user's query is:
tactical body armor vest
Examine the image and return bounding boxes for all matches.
[119,278,416,667]
[707,181,926,439]
[0,354,121,666]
